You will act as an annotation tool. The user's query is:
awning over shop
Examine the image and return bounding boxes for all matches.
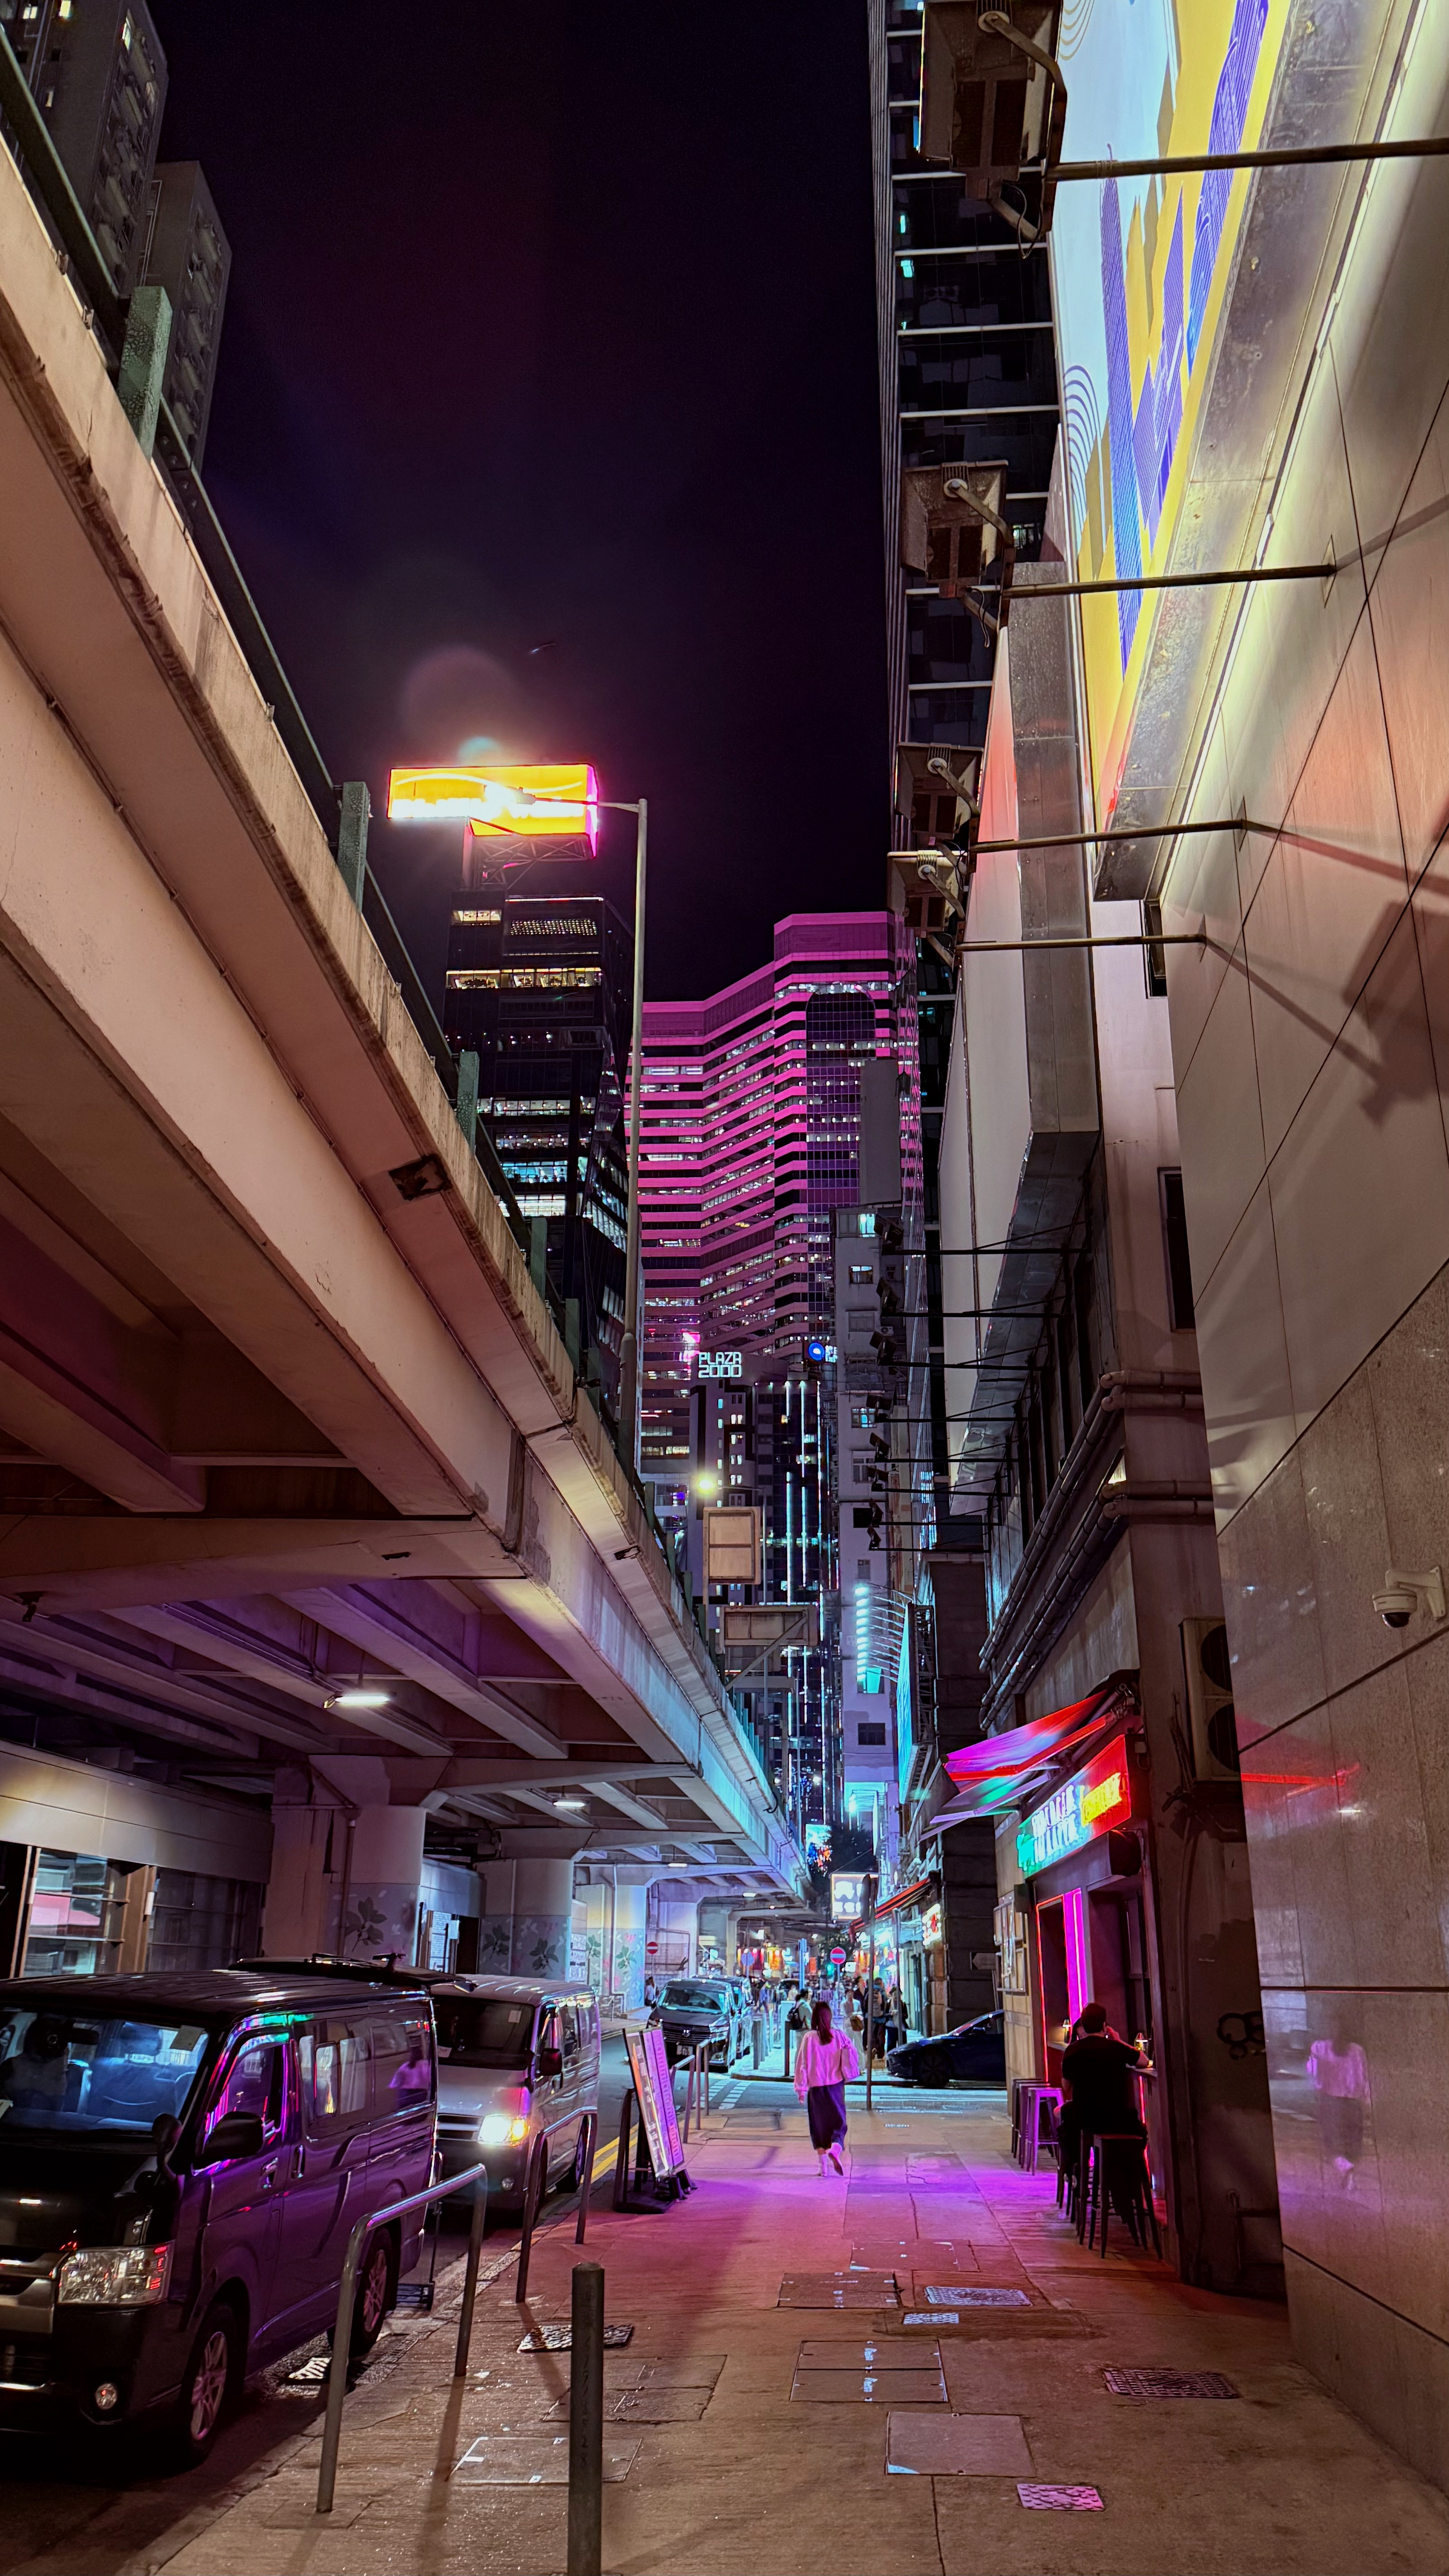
[851,1874,935,1934]
[923,1679,1136,1836]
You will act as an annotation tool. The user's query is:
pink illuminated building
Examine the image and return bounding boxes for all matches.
[638,912,919,1478]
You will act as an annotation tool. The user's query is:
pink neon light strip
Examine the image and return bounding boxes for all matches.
[1062,1886,1090,2027]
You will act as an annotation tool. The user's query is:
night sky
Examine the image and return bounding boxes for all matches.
[152,5,890,1003]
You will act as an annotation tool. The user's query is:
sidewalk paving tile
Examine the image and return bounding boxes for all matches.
[452,2433,640,2483]
[887,2409,1034,2475]
[792,2367,947,2403]
[776,2271,899,2307]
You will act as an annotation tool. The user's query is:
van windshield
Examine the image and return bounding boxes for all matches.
[434,1997,535,2068]
[0,2009,210,2134]
[660,1983,728,2011]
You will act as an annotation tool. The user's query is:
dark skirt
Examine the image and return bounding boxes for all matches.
[807,2082,848,2150]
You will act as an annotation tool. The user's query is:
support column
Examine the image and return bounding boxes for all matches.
[345,1805,427,1962]
[651,1890,700,1981]
[577,1880,610,1997]
[261,1766,347,1958]
[479,1834,585,1979]
[606,1866,667,2010]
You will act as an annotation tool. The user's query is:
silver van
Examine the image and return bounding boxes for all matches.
[432,1977,600,2209]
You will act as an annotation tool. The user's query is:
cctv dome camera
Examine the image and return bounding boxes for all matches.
[1374,1586,1417,1629]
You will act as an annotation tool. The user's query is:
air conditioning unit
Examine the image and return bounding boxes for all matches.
[1181,1617,1239,1781]
[918,4,1067,241]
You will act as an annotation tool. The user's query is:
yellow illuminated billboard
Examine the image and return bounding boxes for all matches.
[387,762,599,852]
[1052,0,1292,809]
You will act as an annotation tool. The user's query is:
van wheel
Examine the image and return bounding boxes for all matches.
[171,2300,238,2467]
[351,2231,397,2355]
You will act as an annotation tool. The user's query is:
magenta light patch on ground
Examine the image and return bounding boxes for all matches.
[1018,2482,1104,2510]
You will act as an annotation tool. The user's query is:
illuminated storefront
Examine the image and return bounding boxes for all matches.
[1011,1722,1164,2193]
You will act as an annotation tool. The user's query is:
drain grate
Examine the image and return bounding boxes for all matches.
[518,2322,634,2352]
[1019,2483,1104,2511]
[926,2285,1029,2308]
[1103,2367,1238,2400]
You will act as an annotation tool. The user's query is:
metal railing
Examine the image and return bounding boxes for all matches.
[679,2041,711,2142]
[316,2161,487,2516]
[515,2110,598,2303]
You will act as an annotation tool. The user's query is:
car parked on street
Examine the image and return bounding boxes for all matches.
[0,1968,435,2461]
[649,1977,736,2069]
[886,2009,1007,2088]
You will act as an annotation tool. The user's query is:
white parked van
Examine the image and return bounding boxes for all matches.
[432,1976,600,2208]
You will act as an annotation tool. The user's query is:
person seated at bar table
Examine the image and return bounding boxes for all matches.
[1057,2002,1152,2194]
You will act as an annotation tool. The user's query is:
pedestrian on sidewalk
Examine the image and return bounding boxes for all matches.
[1060,2001,1150,2218]
[794,1998,860,2177]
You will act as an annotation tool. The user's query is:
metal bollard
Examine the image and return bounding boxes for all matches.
[568,2261,605,2576]
[514,2139,547,2302]
[452,2168,489,2378]
[752,2014,762,2071]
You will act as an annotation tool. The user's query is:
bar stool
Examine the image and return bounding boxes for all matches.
[1081,2132,1162,2258]
[1043,2098,1075,2219]
[1017,2083,1062,2175]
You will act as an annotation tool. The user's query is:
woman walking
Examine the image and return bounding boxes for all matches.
[794,1997,860,2177]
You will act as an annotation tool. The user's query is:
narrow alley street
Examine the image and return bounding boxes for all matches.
[13,2074,1444,2576]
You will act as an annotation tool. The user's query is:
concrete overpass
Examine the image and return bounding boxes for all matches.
[0,131,805,1976]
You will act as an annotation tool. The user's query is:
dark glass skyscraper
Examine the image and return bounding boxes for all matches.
[443,889,632,1410]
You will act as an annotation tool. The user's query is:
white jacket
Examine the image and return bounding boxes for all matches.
[794,2028,861,2095]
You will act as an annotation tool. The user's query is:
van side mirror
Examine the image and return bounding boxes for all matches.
[203,2110,266,2164]
[535,2047,563,2082]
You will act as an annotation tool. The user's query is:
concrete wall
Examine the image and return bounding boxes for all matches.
[1159,30,1449,2483]
[0,1744,270,1882]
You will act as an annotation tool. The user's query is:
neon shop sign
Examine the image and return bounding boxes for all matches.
[1016,1735,1133,1878]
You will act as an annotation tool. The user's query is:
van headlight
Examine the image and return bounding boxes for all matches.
[58,2244,173,2307]
[477,2113,530,2148]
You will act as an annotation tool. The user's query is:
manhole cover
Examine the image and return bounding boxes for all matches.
[1103,2367,1238,2400]
[517,2322,634,2352]
[1019,2483,1104,2510]
[778,2273,899,2308]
